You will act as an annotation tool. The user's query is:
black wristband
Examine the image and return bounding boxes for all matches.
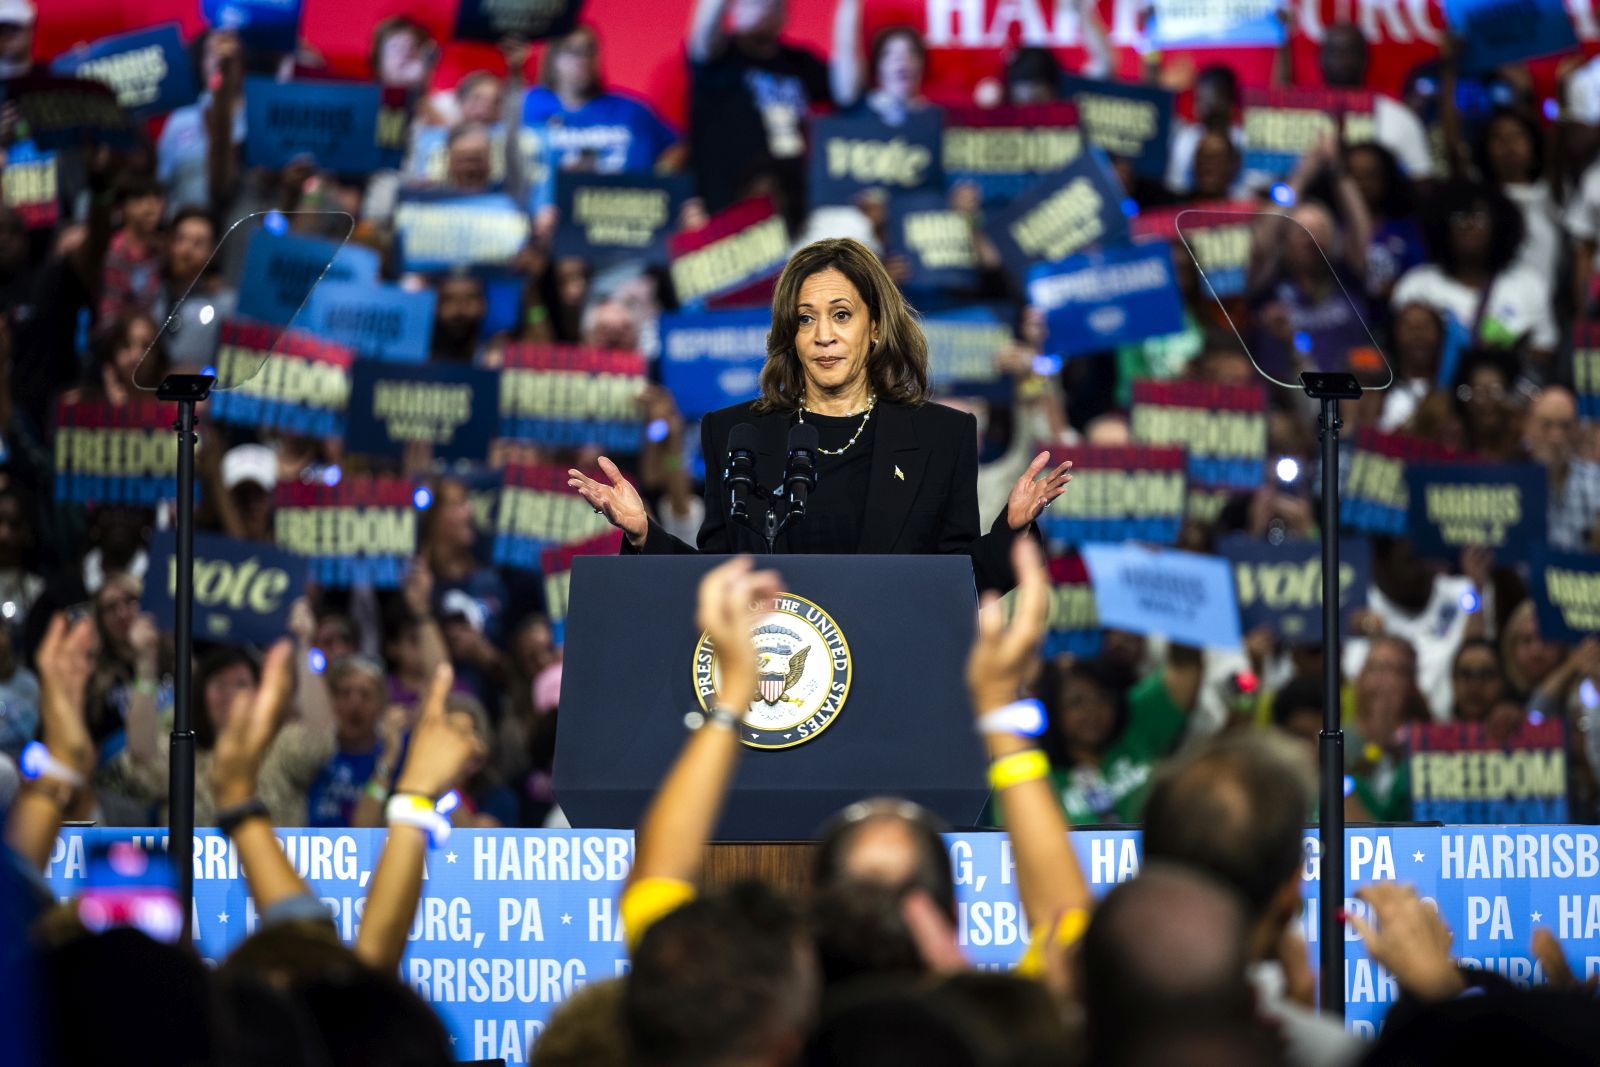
[216,797,270,837]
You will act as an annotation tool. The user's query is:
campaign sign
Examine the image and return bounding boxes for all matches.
[1027,243,1185,358]
[1,76,137,150]
[202,0,303,53]
[144,530,307,647]
[1444,0,1579,74]
[1130,380,1267,491]
[493,463,617,571]
[988,149,1130,284]
[301,282,436,363]
[1131,200,1255,298]
[540,530,624,645]
[273,476,419,589]
[809,110,944,207]
[50,23,196,120]
[921,305,1014,393]
[668,196,789,310]
[553,172,690,270]
[454,0,585,43]
[658,308,769,420]
[1405,463,1547,563]
[1528,547,1600,644]
[1410,719,1570,824]
[499,344,648,452]
[53,399,177,506]
[345,360,498,463]
[942,104,1082,208]
[1218,534,1371,643]
[1038,446,1187,550]
[1574,324,1600,420]
[1242,87,1378,177]
[208,321,352,438]
[1082,542,1242,650]
[1340,429,1458,535]
[377,86,410,170]
[244,78,382,173]
[887,192,979,292]
[1,140,58,230]
[1149,0,1287,47]
[1044,553,1103,659]
[235,229,381,328]
[394,193,531,273]
[1059,76,1173,180]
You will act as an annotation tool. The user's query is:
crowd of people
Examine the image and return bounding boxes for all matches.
[0,0,1594,832]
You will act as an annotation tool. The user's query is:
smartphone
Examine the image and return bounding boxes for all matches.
[76,840,183,943]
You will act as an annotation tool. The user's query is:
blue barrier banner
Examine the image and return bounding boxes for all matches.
[209,320,352,438]
[236,229,380,328]
[244,77,383,173]
[1028,243,1185,358]
[144,529,307,646]
[302,281,436,363]
[659,308,769,420]
[1083,542,1243,649]
[202,0,303,54]
[1405,462,1547,565]
[1219,534,1371,644]
[988,148,1130,284]
[1130,379,1267,491]
[1528,546,1600,644]
[1443,0,1578,73]
[274,477,418,589]
[809,110,944,207]
[50,23,197,120]
[1149,0,1287,47]
[394,192,531,273]
[345,360,498,463]
[1059,76,1173,180]
[1044,552,1103,660]
[454,0,586,43]
[553,172,690,270]
[1039,445,1188,550]
[943,103,1083,209]
[45,824,1600,1048]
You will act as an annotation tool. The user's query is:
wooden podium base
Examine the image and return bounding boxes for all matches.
[702,842,816,898]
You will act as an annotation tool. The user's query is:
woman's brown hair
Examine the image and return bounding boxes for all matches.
[755,237,930,413]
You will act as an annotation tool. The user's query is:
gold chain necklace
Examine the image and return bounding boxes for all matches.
[797,393,877,456]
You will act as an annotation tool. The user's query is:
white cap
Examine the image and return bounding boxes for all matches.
[1567,57,1600,126]
[222,445,278,492]
[0,0,36,26]
[439,590,487,634]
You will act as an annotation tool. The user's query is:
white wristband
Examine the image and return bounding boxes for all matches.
[385,793,452,847]
[977,699,1047,738]
[21,741,86,789]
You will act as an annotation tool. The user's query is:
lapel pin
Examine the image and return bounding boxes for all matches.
[894,465,905,481]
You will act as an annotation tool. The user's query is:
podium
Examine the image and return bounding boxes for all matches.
[555,555,990,840]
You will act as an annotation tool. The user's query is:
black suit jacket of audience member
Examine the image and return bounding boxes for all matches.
[623,399,1034,593]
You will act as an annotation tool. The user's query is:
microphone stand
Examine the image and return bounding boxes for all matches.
[157,373,214,944]
[737,485,803,553]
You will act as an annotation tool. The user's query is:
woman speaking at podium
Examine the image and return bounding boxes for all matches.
[568,237,1072,592]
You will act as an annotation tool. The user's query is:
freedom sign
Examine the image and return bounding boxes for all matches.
[50,23,197,120]
[208,321,352,438]
[1130,380,1267,491]
[499,344,648,452]
[1027,243,1186,358]
[1218,534,1372,643]
[988,149,1130,284]
[1082,542,1242,650]
[942,104,1082,208]
[668,196,789,309]
[1044,552,1102,659]
[1527,547,1600,644]
[1059,76,1173,180]
[1132,200,1255,298]
[808,110,944,207]
[1037,445,1187,549]
[539,530,625,645]
[345,360,498,463]
[1340,428,1459,535]
[273,476,419,589]
[493,463,617,572]
[394,193,531,273]
[1409,719,1570,824]
[658,307,770,420]
[53,399,177,506]
[1405,463,1547,563]
[144,530,308,647]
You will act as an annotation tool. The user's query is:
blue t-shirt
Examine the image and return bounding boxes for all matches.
[306,747,381,828]
[521,87,678,174]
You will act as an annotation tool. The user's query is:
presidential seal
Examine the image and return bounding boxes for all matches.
[692,592,852,750]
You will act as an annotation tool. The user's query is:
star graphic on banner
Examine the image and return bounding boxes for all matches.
[561,913,573,925]
[218,912,229,925]
[1532,911,1543,924]
[1412,851,1425,863]
[448,1036,456,1046]
[445,851,458,864]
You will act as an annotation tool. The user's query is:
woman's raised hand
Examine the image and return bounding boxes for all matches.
[569,457,650,546]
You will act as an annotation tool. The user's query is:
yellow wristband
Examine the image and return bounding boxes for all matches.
[988,749,1050,792]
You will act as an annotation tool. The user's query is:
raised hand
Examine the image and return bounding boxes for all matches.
[35,613,99,776]
[1348,883,1463,1001]
[394,665,485,800]
[569,456,649,545]
[211,641,295,810]
[967,537,1051,714]
[402,556,435,619]
[696,556,783,709]
[1006,452,1073,531]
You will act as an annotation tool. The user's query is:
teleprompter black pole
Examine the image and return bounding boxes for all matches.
[1303,371,1361,1020]
[158,374,214,942]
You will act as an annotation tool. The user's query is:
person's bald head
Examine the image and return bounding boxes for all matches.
[1526,385,1578,469]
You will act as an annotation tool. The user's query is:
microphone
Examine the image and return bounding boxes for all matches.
[725,423,759,523]
[784,423,819,518]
